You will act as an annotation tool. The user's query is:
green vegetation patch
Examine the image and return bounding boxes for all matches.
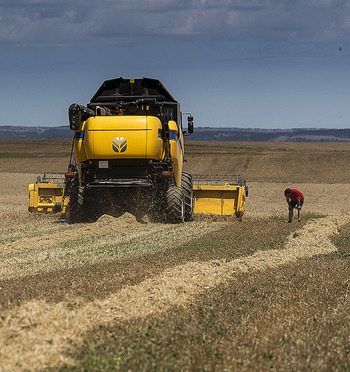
[0,218,298,310]
[332,221,350,259]
[60,246,350,372]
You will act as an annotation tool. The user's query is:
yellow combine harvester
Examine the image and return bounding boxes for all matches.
[28,77,247,221]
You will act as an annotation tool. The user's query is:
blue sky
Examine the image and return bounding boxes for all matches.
[0,0,349,128]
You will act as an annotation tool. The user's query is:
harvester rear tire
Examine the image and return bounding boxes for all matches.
[165,186,184,223]
[181,172,194,221]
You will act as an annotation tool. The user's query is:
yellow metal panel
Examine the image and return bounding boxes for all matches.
[28,184,36,211]
[167,120,183,187]
[62,195,70,214]
[82,116,164,160]
[193,184,245,216]
[74,121,88,163]
[85,116,147,159]
[28,183,65,213]
[236,187,246,217]
[222,190,237,215]
[86,116,149,131]
[170,137,183,187]
[168,120,178,133]
[146,117,165,160]
[194,189,225,214]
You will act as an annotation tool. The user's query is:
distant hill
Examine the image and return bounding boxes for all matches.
[0,126,71,139]
[189,127,350,142]
[1,125,350,142]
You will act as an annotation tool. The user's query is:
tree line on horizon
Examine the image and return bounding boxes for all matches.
[0,125,349,142]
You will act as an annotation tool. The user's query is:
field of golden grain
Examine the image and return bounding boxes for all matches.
[0,139,350,371]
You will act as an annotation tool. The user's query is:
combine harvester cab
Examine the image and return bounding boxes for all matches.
[193,174,248,219]
[28,173,68,213]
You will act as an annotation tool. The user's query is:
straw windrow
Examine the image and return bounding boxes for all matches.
[0,215,348,371]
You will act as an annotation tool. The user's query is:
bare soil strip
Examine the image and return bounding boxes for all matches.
[0,215,348,371]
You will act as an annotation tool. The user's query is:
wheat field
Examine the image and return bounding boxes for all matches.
[0,139,350,371]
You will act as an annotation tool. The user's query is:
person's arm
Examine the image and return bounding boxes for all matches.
[296,196,301,209]
[286,196,291,207]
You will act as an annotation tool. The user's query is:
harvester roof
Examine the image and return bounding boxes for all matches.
[90,77,177,105]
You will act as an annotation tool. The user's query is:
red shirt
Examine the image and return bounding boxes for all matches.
[288,189,304,201]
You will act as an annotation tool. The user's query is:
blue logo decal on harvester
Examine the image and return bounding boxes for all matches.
[112,137,127,153]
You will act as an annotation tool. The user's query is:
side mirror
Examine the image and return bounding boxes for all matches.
[69,104,94,131]
[187,115,194,134]
[69,104,82,130]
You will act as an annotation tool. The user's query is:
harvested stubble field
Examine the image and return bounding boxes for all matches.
[0,139,350,372]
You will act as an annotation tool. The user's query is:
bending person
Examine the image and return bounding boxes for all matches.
[284,188,304,223]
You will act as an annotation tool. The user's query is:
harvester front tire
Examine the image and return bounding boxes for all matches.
[166,186,185,223]
[68,184,80,223]
[68,182,88,223]
[181,172,194,221]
